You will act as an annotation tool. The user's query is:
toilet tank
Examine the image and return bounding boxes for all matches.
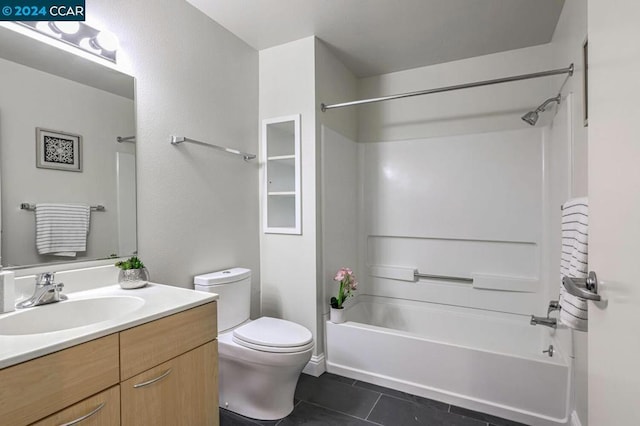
[194,268,251,332]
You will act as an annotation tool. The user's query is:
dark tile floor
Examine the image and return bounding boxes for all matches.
[220,373,530,426]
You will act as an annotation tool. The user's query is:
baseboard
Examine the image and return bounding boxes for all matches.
[302,353,325,377]
[570,410,583,426]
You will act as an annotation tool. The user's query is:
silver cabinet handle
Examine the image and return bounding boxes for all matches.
[59,402,105,426]
[133,368,172,388]
[562,271,601,301]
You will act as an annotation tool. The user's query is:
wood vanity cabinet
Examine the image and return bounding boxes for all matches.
[119,301,218,425]
[0,301,218,426]
[32,386,121,426]
[121,342,218,425]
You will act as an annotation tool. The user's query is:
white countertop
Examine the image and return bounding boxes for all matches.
[0,283,218,369]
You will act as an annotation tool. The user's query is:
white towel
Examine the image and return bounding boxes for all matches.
[559,197,589,331]
[35,203,90,257]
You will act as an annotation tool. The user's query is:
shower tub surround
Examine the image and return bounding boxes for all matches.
[326,296,570,426]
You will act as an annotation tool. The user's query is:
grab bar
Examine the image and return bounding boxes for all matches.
[414,271,473,283]
[562,271,600,301]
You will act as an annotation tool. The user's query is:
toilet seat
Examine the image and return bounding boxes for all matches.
[232,317,313,353]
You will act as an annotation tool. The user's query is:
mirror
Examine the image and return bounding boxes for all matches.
[0,25,136,268]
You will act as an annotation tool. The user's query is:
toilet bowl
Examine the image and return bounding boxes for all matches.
[194,268,313,420]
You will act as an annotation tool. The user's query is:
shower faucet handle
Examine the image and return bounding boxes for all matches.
[547,300,560,316]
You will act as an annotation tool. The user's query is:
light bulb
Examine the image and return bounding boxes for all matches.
[36,22,60,37]
[92,30,118,52]
[49,21,80,35]
[79,38,99,52]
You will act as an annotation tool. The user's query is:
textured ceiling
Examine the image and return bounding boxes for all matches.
[187,0,565,77]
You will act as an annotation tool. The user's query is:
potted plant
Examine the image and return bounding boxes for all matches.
[115,256,149,289]
[329,267,358,323]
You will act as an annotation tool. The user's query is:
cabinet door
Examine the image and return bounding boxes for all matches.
[32,385,120,426]
[0,334,119,425]
[120,302,217,380]
[121,341,218,426]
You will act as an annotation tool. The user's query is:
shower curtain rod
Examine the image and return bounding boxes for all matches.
[321,63,573,112]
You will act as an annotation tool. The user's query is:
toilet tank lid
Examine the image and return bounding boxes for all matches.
[194,267,251,286]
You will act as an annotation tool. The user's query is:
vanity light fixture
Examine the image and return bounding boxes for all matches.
[49,21,80,35]
[17,20,118,62]
[90,30,118,52]
[34,21,59,37]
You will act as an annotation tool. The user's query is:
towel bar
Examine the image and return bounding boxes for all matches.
[20,203,106,212]
[170,136,256,161]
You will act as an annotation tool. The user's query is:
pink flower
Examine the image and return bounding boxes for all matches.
[331,267,358,308]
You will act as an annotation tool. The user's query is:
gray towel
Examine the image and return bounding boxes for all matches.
[35,203,90,256]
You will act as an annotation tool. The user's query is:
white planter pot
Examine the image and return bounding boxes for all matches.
[330,307,346,324]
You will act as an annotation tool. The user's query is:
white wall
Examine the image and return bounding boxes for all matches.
[319,126,358,315]
[315,40,358,142]
[86,0,260,313]
[259,37,319,353]
[552,0,588,198]
[0,57,134,266]
[315,39,359,359]
[357,44,558,143]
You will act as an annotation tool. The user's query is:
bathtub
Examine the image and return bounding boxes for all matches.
[325,296,571,426]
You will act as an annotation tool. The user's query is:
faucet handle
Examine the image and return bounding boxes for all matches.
[547,300,560,316]
[36,272,55,286]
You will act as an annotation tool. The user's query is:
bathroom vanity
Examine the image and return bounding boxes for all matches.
[0,284,219,426]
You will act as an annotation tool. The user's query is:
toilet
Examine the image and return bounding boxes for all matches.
[194,268,313,420]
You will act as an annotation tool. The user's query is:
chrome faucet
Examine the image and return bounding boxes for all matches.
[530,315,557,328]
[16,272,67,309]
[547,300,561,316]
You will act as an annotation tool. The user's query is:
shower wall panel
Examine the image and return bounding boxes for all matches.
[360,127,545,315]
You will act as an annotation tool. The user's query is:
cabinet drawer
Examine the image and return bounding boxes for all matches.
[120,302,217,380]
[121,341,218,426]
[0,334,119,426]
[32,385,120,426]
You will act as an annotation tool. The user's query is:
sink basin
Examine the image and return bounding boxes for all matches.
[0,296,145,335]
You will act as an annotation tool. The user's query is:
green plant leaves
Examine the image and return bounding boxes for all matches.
[115,256,145,270]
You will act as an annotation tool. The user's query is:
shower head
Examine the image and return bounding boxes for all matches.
[521,94,561,126]
[521,110,539,126]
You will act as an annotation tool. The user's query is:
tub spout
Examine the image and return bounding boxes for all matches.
[530,315,557,328]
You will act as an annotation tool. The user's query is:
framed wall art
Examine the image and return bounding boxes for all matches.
[36,127,82,172]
